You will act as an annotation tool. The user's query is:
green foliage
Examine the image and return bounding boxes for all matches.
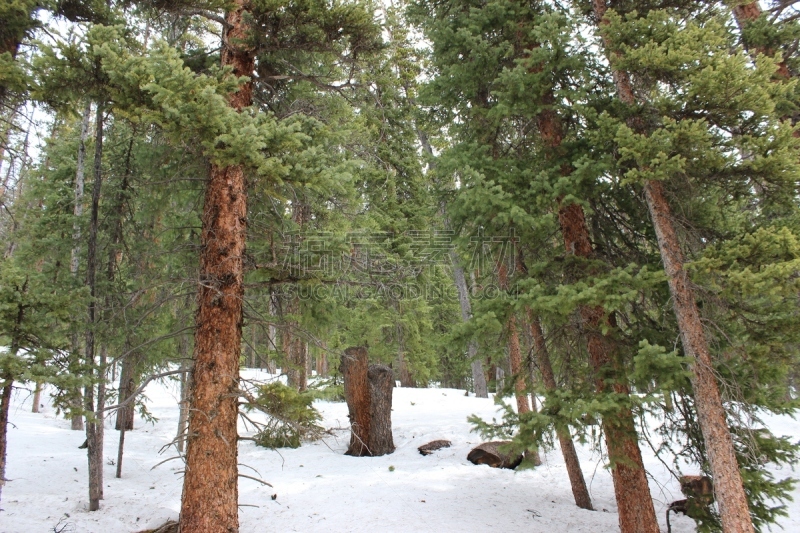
[248,382,324,448]
[304,377,345,402]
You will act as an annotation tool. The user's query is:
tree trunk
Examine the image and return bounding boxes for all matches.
[367,364,395,456]
[530,41,656,527]
[266,290,278,373]
[529,314,593,510]
[31,381,42,413]
[0,375,12,503]
[248,325,256,368]
[450,249,488,397]
[731,2,791,79]
[341,347,371,456]
[115,357,137,431]
[95,344,106,501]
[285,327,307,391]
[396,322,415,387]
[561,202,658,533]
[179,4,254,530]
[495,366,505,393]
[316,347,328,377]
[498,263,530,415]
[176,360,191,456]
[116,419,125,479]
[83,101,104,512]
[70,101,92,432]
[591,1,754,530]
[644,180,754,532]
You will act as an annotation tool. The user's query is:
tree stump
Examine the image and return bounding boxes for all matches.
[341,347,371,456]
[368,364,395,455]
[467,441,523,469]
[340,347,395,457]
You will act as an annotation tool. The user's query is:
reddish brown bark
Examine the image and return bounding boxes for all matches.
[341,347,371,456]
[644,181,754,533]
[592,1,754,531]
[179,3,254,531]
[536,62,657,531]
[529,315,593,510]
[732,2,791,79]
[498,263,530,414]
[367,364,395,456]
[316,349,328,377]
[284,330,308,391]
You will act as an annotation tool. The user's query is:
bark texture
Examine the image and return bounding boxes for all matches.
[498,263,530,415]
[84,102,105,512]
[535,50,655,529]
[69,101,92,432]
[467,441,523,469]
[340,347,395,457]
[529,315,593,510]
[0,375,12,503]
[115,357,137,430]
[590,1,754,530]
[341,347,371,456]
[31,381,42,413]
[367,364,395,456]
[449,248,488,397]
[315,348,328,377]
[179,3,254,531]
[562,202,658,533]
[731,2,791,79]
[644,181,753,533]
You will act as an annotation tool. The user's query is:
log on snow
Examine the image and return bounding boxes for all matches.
[467,441,523,469]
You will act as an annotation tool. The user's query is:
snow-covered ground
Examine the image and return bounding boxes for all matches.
[2,370,798,533]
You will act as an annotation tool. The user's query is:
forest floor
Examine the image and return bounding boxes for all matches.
[2,369,799,533]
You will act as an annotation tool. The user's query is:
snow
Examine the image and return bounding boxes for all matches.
[2,371,798,533]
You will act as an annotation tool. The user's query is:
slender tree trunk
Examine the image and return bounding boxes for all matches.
[96,345,106,500]
[284,320,307,391]
[316,346,328,377]
[116,417,125,479]
[267,290,278,373]
[591,2,754,530]
[644,180,754,532]
[248,325,256,368]
[70,101,92,431]
[450,249,488,397]
[111,173,136,481]
[561,202,658,533]
[497,263,530,415]
[115,358,137,430]
[31,381,42,413]
[0,374,13,503]
[180,3,254,530]
[176,331,191,455]
[0,293,27,504]
[84,101,104,512]
[396,321,415,387]
[529,314,593,510]
[495,366,505,393]
[530,41,657,528]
